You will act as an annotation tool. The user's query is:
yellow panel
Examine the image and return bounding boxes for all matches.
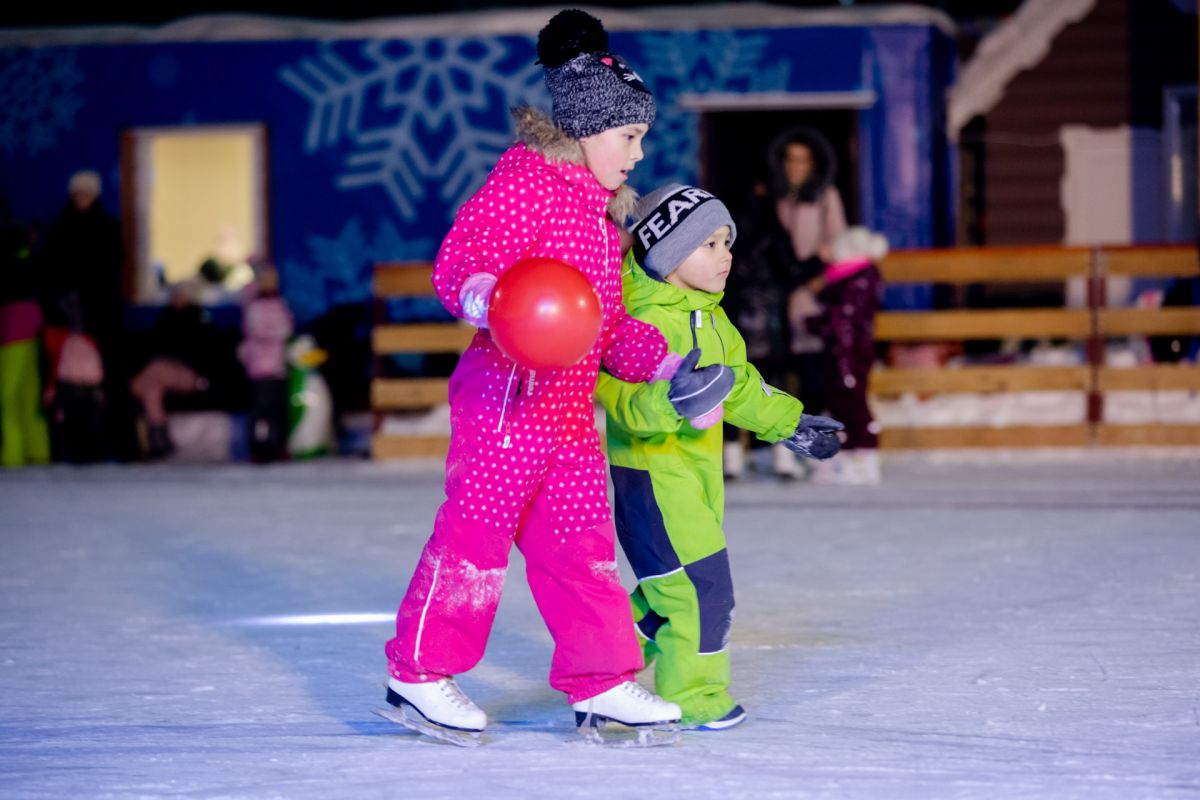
[371,378,450,409]
[150,132,256,285]
[1096,425,1200,446]
[880,425,1093,449]
[1098,246,1200,278]
[1098,308,1200,336]
[373,323,476,353]
[881,247,1091,283]
[1097,365,1200,391]
[869,366,1091,395]
[374,264,436,296]
[372,434,451,459]
[875,309,1091,341]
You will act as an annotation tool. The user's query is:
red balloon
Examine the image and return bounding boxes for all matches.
[488,257,603,370]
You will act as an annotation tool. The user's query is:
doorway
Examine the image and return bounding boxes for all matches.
[699,108,860,224]
[122,124,269,302]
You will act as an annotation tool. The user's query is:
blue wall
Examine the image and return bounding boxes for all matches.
[0,22,955,321]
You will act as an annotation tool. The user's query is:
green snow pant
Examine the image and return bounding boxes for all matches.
[0,339,50,467]
[611,464,737,727]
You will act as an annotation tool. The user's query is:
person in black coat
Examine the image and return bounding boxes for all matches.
[39,170,137,460]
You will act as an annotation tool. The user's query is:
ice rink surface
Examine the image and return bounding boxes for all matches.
[2,450,1198,799]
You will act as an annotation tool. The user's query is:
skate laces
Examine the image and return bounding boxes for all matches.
[621,681,657,703]
[438,677,475,710]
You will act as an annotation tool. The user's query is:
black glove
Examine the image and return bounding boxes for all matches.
[782,413,845,460]
[667,348,734,420]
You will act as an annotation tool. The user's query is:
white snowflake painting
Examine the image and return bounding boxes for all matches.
[282,216,435,324]
[280,37,548,222]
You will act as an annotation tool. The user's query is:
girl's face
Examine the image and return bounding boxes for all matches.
[579,123,648,191]
[665,225,734,294]
[783,142,814,189]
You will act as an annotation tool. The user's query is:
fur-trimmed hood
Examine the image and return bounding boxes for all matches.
[511,106,638,224]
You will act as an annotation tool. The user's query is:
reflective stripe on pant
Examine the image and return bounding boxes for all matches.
[385,380,642,704]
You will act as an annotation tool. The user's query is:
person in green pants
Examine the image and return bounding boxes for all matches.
[596,184,844,730]
[0,225,50,468]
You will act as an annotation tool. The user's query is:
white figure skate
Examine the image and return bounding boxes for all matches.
[374,676,486,748]
[571,681,682,747]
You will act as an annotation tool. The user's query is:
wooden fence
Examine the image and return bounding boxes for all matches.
[871,244,1200,448]
[370,245,1200,458]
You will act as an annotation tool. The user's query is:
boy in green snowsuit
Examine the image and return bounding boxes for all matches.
[596,184,844,730]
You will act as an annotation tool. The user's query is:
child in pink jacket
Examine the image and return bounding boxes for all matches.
[382,10,731,746]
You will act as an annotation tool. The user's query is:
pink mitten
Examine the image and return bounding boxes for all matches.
[651,352,685,382]
[689,404,724,430]
[459,272,498,328]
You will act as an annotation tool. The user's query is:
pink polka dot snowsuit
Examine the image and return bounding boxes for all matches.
[385,110,668,703]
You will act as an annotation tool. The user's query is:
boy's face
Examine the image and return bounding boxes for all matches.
[579,123,648,191]
[665,225,733,294]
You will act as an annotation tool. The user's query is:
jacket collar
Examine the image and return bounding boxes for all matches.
[621,251,722,315]
[512,106,638,223]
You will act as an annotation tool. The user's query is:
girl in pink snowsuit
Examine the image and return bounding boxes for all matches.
[383,11,702,741]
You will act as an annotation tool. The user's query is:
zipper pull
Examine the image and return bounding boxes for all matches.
[502,434,512,449]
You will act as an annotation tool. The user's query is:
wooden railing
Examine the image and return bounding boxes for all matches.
[370,247,1200,458]
[870,244,1200,448]
[370,262,468,458]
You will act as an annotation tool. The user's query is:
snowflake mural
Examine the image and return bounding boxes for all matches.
[0,49,84,158]
[280,38,547,222]
[283,216,436,324]
[631,31,790,186]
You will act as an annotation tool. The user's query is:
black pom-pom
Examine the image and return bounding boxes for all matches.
[536,9,609,68]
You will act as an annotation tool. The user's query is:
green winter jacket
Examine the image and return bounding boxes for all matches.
[596,252,805,502]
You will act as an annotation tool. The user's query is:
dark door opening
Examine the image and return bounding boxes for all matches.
[699,109,859,226]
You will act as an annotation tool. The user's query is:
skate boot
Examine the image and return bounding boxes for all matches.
[373,676,486,747]
[684,704,747,731]
[572,681,682,747]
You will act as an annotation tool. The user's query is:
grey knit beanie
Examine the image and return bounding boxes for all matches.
[630,184,737,280]
[537,10,655,139]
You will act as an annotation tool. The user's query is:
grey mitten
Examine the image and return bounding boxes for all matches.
[667,348,734,419]
[782,413,845,460]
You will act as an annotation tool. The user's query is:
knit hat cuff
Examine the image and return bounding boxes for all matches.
[630,186,737,279]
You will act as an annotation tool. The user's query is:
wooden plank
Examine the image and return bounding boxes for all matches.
[371,378,450,410]
[1095,424,1200,446]
[371,433,451,459]
[1096,365,1200,391]
[1098,246,1200,278]
[1097,308,1200,336]
[880,425,1092,449]
[880,246,1091,283]
[875,309,1091,341]
[869,365,1091,395]
[374,263,435,296]
[373,323,476,353]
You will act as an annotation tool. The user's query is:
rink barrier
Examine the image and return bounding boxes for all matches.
[370,262,464,458]
[871,244,1200,448]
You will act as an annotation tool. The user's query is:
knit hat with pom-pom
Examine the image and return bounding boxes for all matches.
[536,9,655,139]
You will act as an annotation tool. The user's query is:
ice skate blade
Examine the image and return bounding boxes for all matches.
[574,716,682,748]
[373,704,484,748]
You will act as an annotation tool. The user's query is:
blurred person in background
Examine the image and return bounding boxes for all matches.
[0,212,50,467]
[807,226,887,486]
[40,169,137,461]
[237,261,293,463]
[723,126,846,479]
